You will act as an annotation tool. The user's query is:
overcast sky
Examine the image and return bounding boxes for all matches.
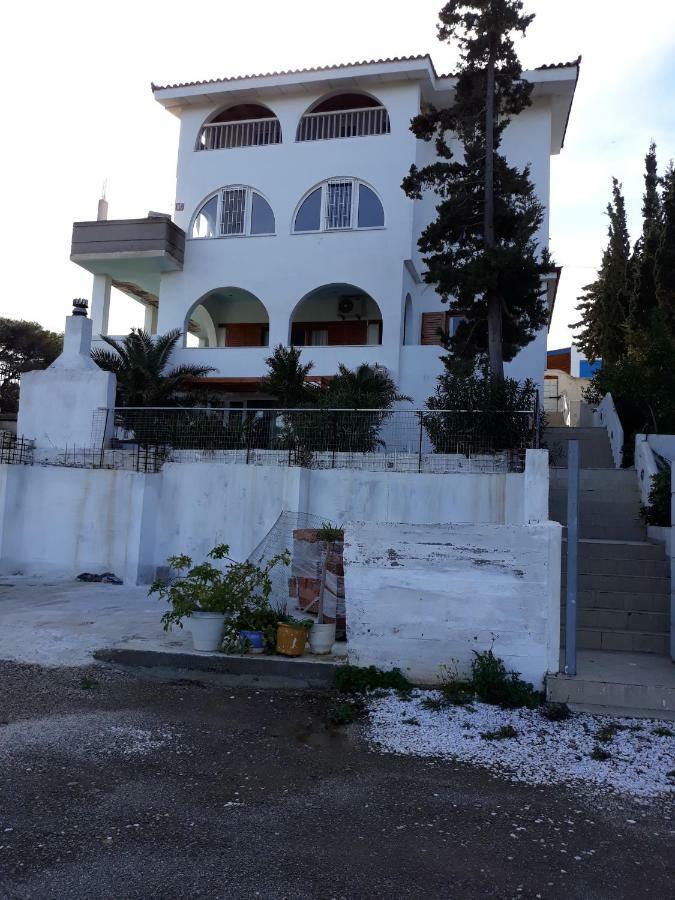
[1,0,674,348]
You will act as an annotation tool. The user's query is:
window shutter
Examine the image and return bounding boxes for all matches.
[420,312,446,346]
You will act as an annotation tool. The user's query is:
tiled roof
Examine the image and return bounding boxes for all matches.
[151,55,434,92]
[152,54,581,93]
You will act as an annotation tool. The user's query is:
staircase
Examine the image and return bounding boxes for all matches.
[543,425,674,716]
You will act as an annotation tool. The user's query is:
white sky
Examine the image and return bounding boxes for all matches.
[1,0,674,349]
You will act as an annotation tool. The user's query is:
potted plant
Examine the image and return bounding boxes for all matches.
[308,522,343,654]
[150,544,290,653]
[276,616,313,657]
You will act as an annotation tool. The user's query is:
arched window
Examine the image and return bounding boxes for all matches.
[297,92,390,141]
[191,187,275,239]
[293,179,384,233]
[197,103,281,150]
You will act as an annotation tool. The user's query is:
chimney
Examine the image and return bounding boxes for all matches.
[97,196,109,221]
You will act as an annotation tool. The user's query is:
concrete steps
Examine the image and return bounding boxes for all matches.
[546,650,675,718]
[543,426,615,469]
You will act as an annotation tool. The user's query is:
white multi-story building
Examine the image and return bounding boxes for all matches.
[71,54,579,407]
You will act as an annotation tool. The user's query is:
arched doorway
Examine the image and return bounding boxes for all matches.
[290,284,383,347]
[185,288,270,348]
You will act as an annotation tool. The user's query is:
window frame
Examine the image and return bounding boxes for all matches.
[292,178,385,235]
[189,186,276,240]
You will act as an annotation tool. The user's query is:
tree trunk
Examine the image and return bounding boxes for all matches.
[484,43,504,378]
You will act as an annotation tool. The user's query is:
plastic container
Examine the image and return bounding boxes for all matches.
[276,622,308,657]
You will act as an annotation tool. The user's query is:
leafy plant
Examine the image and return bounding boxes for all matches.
[280,616,314,630]
[595,723,621,743]
[334,665,412,695]
[481,725,518,741]
[437,664,475,707]
[652,726,674,737]
[470,650,541,709]
[79,676,99,691]
[317,522,344,542]
[640,469,671,526]
[150,544,290,631]
[328,699,364,726]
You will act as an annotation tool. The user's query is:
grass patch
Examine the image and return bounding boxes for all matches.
[595,723,622,743]
[652,726,674,737]
[421,696,447,712]
[433,652,542,711]
[328,699,364,727]
[590,745,612,761]
[79,676,99,691]
[334,665,412,695]
[481,725,518,741]
[402,717,421,727]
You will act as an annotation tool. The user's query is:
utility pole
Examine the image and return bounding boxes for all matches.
[484,35,504,378]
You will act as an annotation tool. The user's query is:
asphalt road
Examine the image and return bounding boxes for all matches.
[0,661,672,899]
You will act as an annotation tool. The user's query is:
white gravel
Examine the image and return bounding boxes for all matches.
[366,691,675,799]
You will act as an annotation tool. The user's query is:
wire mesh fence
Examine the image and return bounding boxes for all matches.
[34,444,170,473]
[91,405,538,474]
[0,430,34,465]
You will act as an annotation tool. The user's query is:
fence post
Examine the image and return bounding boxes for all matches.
[533,390,540,449]
[565,439,579,676]
[245,413,252,465]
[418,415,424,473]
[331,415,337,469]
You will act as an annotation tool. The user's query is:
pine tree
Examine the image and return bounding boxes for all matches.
[630,142,661,328]
[402,0,552,377]
[655,163,675,337]
[574,179,632,364]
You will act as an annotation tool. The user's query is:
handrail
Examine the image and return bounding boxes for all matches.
[197,117,281,150]
[301,106,387,119]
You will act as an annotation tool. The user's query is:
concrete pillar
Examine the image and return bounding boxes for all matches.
[144,303,159,334]
[91,274,112,336]
[267,312,290,349]
[524,448,550,524]
[670,461,675,662]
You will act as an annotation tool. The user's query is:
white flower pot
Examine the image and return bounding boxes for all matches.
[309,622,336,655]
[189,612,226,652]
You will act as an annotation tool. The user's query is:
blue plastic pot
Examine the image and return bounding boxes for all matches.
[239,630,265,653]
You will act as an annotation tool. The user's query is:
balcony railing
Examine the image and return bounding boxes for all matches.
[197,117,282,151]
[296,107,390,142]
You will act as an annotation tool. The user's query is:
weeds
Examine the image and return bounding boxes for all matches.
[595,723,621,743]
[590,745,612,761]
[334,665,412,695]
[402,717,421,726]
[540,702,572,722]
[79,676,99,690]
[481,725,518,741]
[471,650,541,709]
[652,726,673,737]
[328,699,364,727]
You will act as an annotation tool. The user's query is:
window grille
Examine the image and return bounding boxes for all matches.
[220,189,247,235]
[325,181,353,230]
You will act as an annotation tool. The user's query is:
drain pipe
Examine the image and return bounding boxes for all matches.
[565,440,579,676]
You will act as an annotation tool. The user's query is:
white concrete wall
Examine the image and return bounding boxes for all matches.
[593,393,623,468]
[0,450,549,583]
[0,466,160,584]
[344,520,562,687]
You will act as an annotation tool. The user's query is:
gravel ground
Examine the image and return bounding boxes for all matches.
[367,691,675,798]
[0,660,673,900]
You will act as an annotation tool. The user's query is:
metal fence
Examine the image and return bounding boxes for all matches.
[91,406,538,474]
[0,430,34,465]
[40,444,169,473]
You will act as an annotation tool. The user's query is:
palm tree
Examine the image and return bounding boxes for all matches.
[323,363,411,409]
[262,344,320,407]
[91,329,214,407]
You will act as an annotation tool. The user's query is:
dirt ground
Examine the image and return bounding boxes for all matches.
[0,660,672,900]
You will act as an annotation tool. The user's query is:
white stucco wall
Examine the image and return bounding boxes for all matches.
[0,450,548,583]
[343,520,562,687]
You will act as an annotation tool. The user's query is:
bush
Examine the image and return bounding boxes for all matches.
[640,469,671,526]
[540,702,571,722]
[470,650,541,709]
[424,372,538,454]
[334,665,412,695]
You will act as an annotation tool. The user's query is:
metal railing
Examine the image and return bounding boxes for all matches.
[296,107,390,142]
[91,406,538,475]
[0,430,34,465]
[197,117,282,151]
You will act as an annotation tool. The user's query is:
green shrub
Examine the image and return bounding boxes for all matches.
[640,469,671,526]
[481,724,518,741]
[590,745,612,761]
[334,665,412,695]
[540,702,572,722]
[470,650,541,709]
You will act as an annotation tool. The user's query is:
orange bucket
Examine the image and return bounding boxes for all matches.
[276,622,308,657]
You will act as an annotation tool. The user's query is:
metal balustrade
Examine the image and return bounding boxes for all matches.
[197,118,282,151]
[296,107,390,142]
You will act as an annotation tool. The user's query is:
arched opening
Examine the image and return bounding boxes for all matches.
[403,294,414,345]
[190,187,275,239]
[293,179,384,233]
[185,288,270,348]
[296,92,390,141]
[197,103,281,150]
[290,284,382,347]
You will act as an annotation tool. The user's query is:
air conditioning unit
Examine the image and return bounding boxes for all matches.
[337,294,366,319]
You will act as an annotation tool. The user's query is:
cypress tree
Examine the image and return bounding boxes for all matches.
[630,142,661,328]
[655,163,675,337]
[402,1,552,377]
[574,179,632,364]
